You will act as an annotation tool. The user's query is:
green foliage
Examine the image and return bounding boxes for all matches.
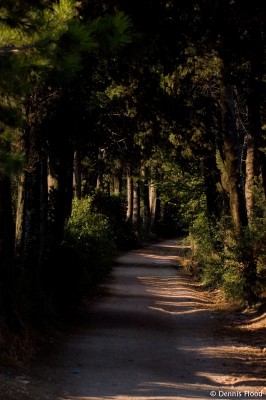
[88,11,133,51]
[54,196,115,305]
[90,191,139,250]
[51,0,77,22]
[0,129,25,177]
[66,196,115,265]
[190,209,266,303]
[189,212,225,288]
[239,181,266,293]
[56,192,139,306]
[0,0,133,84]
[222,267,246,302]
[156,155,206,232]
[0,0,134,325]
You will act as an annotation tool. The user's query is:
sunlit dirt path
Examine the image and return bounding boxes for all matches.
[5,238,265,400]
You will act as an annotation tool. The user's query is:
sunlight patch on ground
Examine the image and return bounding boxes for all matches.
[239,312,266,330]
[137,275,214,308]
[136,253,177,259]
[60,379,266,400]
[186,343,264,358]
[154,243,191,249]
[149,306,210,315]
[135,253,180,263]
[196,371,266,386]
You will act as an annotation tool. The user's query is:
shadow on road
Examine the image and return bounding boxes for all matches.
[47,239,266,400]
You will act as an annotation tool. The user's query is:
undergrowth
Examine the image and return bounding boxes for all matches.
[189,212,266,305]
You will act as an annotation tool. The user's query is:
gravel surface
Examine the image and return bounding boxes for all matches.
[1,238,265,400]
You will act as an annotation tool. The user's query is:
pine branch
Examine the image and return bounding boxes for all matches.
[0,40,56,55]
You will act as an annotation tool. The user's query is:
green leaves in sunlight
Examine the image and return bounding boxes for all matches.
[0,0,132,79]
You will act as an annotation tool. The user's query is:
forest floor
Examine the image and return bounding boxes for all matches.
[0,238,266,400]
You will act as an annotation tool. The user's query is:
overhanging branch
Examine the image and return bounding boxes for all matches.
[0,40,56,54]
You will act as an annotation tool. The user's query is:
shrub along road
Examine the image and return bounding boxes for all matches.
[1,238,265,399]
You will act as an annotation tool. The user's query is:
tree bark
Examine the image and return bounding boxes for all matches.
[245,134,256,223]
[19,125,42,273]
[132,178,140,230]
[245,52,264,214]
[221,82,248,233]
[258,151,266,199]
[0,176,18,328]
[141,167,151,233]
[127,167,133,220]
[16,172,26,256]
[48,139,73,247]
[113,173,122,195]
[248,26,265,201]
[14,119,46,319]
[149,180,157,230]
[220,66,258,305]
[96,148,105,190]
[73,149,82,199]
[39,147,48,272]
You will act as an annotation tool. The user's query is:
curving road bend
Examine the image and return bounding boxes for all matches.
[29,238,266,400]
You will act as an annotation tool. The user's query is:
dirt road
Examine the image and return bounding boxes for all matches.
[1,238,266,400]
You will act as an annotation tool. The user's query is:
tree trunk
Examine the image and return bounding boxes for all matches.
[14,120,46,319]
[16,92,48,277]
[48,140,73,247]
[220,67,257,305]
[19,126,42,274]
[16,172,26,256]
[141,167,151,233]
[248,26,265,201]
[127,168,133,220]
[0,176,18,329]
[39,147,48,272]
[113,173,122,195]
[258,151,266,199]
[96,148,105,190]
[132,178,140,230]
[245,54,264,215]
[221,82,248,233]
[149,180,157,230]
[245,134,256,223]
[73,149,82,199]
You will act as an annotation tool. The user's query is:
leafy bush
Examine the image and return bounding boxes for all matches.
[53,196,115,307]
[66,196,115,265]
[222,266,245,301]
[189,210,265,303]
[189,212,225,288]
[90,191,139,249]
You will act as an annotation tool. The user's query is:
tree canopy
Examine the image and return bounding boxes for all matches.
[0,0,265,352]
